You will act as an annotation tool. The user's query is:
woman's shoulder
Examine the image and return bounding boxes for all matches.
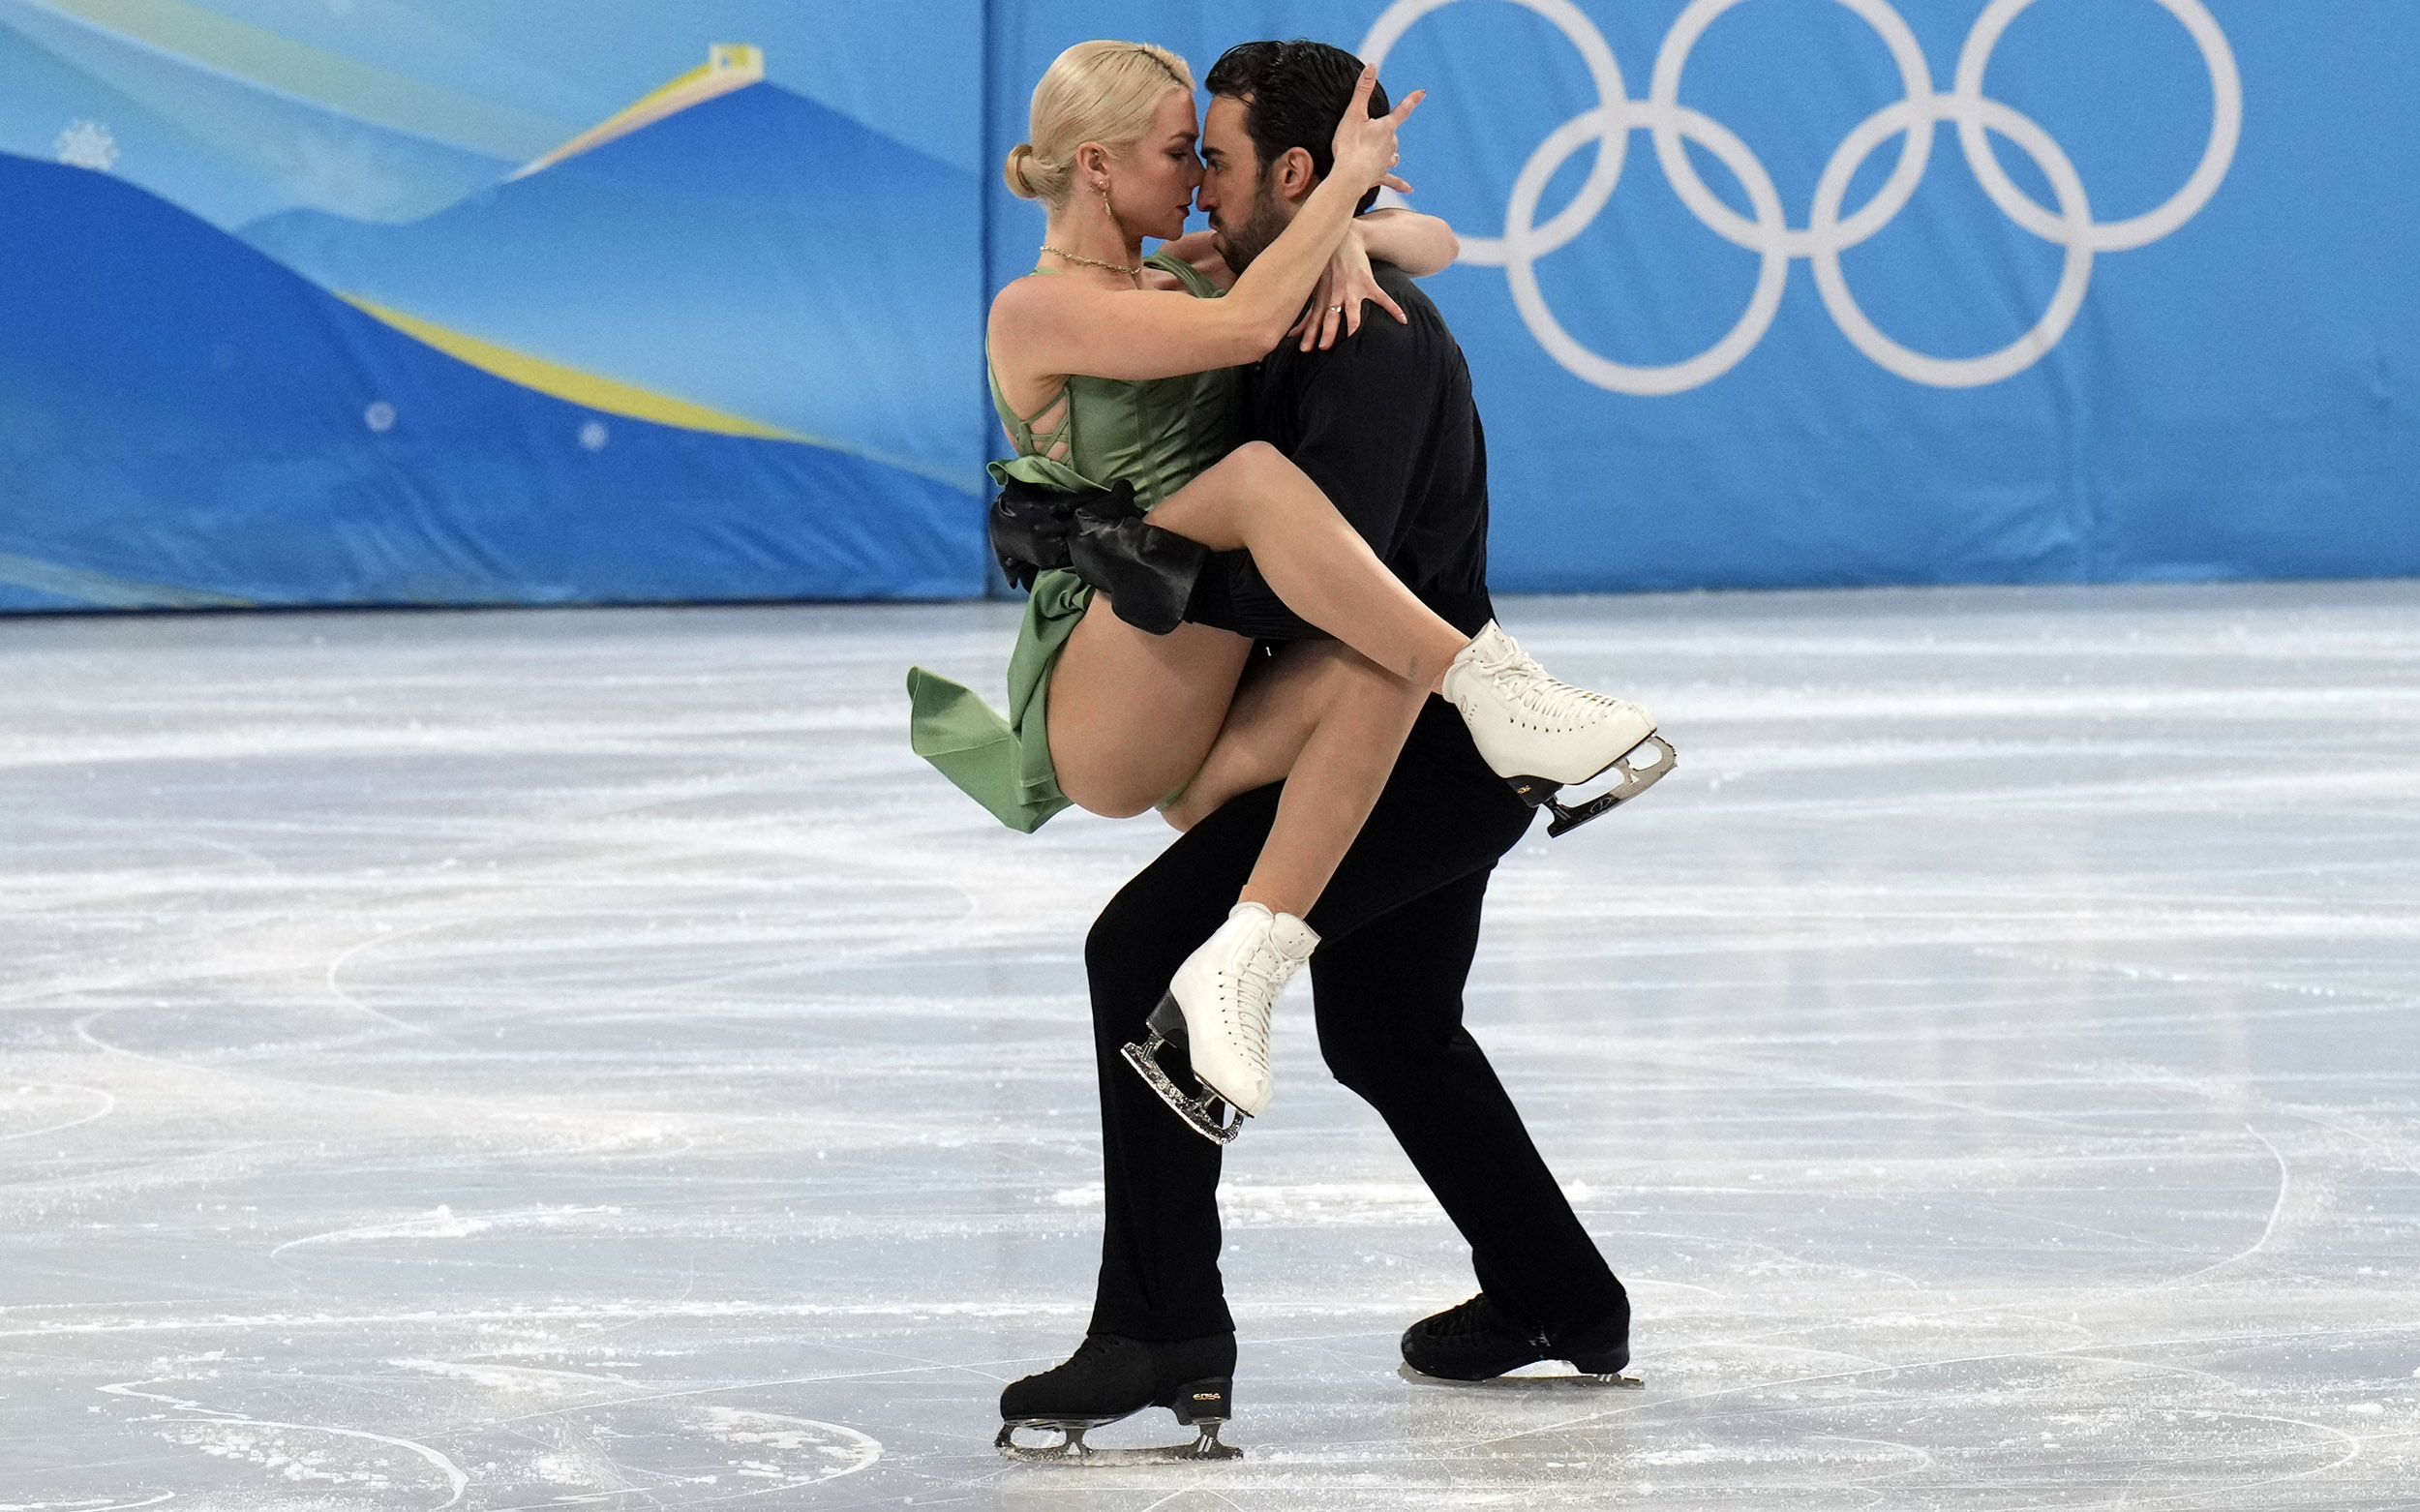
[987,272,1086,349]
[990,267,1210,343]
[990,267,1170,317]
[989,270,1067,317]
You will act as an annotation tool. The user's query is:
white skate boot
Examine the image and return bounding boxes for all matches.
[1440,620,1677,835]
[1121,901,1317,1144]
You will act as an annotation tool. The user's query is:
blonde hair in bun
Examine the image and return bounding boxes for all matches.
[1003,40,1194,204]
[1004,141,1044,199]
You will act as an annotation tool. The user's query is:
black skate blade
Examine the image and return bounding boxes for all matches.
[1120,996,1247,1145]
[1398,1362,1644,1390]
[1526,733,1678,839]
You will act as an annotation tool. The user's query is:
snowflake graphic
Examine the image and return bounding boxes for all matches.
[54,120,118,172]
[579,420,610,452]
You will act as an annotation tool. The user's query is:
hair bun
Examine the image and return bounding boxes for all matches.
[1004,142,1041,199]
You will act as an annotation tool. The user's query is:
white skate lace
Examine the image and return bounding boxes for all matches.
[1225,938,1291,1076]
[1474,644,1631,730]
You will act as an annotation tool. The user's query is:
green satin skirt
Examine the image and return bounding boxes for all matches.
[904,454,1101,832]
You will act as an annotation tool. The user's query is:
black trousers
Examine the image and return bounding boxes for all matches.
[1083,697,1628,1341]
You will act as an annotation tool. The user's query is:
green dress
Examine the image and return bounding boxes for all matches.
[906,252,1241,832]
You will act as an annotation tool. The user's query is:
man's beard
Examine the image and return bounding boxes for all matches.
[1211,174,1289,274]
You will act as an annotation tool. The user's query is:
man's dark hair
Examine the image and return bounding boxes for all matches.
[1204,39,1390,213]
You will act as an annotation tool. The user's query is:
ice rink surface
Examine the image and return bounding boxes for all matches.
[4,582,2417,1510]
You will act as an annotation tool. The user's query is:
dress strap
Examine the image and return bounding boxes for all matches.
[984,341,1074,460]
[1145,249,1224,300]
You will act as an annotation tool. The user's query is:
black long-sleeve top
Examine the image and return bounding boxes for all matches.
[1186,261,1497,640]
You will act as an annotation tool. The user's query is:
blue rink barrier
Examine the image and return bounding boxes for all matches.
[2,1,2414,610]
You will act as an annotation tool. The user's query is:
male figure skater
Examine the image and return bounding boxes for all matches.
[996,41,1635,1460]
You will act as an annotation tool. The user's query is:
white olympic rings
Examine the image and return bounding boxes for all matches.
[1359,0,2242,392]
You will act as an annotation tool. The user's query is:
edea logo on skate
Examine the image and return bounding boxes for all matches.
[1358,0,2243,392]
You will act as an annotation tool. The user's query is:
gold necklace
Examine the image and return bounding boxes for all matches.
[1041,244,1144,277]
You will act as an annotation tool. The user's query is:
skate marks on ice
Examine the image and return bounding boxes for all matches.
[2,589,2417,1508]
[82,1356,884,1507]
[263,1204,634,1267]
[97,1377,468,1506]
[0,1083,117,1143]
[1442,1350,2371,1508]
[549,1403,881,1499]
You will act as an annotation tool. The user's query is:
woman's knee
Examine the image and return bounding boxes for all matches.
[1229,438,1284,474]
[1225,439,1299,502]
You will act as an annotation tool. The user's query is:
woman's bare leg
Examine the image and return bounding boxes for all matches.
[1165,642,1428,917]
[1050,605,1423,920]
[1142,441,1470,693]
[1162,648,1332,832]
[1046,603,1255,819]
[1048,437,1461,823]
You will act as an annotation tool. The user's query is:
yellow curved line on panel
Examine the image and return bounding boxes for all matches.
[513,44,763,180]
[336,294,806,442]
[14,0,566,158]
[0,550,250,609]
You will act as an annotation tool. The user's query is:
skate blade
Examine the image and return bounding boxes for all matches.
[1119,1004,1247,1146]
[996,1420,1106,1463]
[1398,1362,1644,1390]
[997,1421,1241,1464]
[1120,1037,1246,1144]
[1512,733,1677,839]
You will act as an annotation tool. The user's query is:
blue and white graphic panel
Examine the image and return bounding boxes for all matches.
[0,1,989,611]
[987,0,2420,590]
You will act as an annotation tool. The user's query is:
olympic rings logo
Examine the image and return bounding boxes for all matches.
[1359,0,2242,393]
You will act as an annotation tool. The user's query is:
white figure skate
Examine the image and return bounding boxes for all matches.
[1121,901,1317,1144]
[1439,620,1677,836]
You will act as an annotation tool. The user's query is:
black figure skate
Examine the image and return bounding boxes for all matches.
[996,1332,1242,1463]
[1398,1292,1642,1390]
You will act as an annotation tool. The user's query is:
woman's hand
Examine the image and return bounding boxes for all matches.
[1329,64,1424,197]
[1287,220,1408,351]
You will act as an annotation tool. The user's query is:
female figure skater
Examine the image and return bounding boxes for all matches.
[909,42,1658,1140]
